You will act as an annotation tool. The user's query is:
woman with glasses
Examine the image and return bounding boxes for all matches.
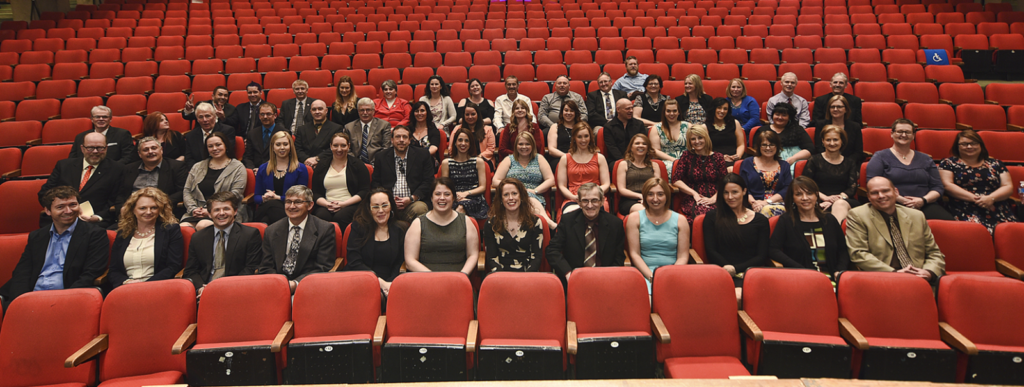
[456,78,496,127]
[755,102,813,172]
[672,126,727,224]
[373,79,411,128]
[939,129,1017,233]
[405,177,480,274]
[142,111,186,161]
[345,188,404,300]
[312,132,371,232]
[252,131,309,224]
[181,132,247,230]
[802,125,860,223]
[633,75,670,127]
[739,130,792,217]
[484,178,545,274]
[866,119,954,220]
[626,177,690,294]
[813,95,864,166]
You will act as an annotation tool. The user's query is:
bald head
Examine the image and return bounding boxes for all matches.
[81,132,107,165]
[310,99,327,122]
[616,98,633,121]
[866,176,898,214]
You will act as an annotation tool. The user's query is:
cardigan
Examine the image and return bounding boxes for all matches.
[768,212,850,277]
[182,158,247,222]
[739,157,794,200]
[312,154,371,203]
[254,161,310,204]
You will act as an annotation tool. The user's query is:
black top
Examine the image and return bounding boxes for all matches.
[813,119,865,166]
[675,93,713,123]
[161,131,187,161]
[755,124,814,150]
[272,174,285,196]
[331,105,359,127]
[636,93,669,123]
[802,153,860,198]
[457,98,496,126]
[768,212,850,277]
[197,167,224,200]
[554,123,572,154]
[708,123,738,156]
[344,222,404,282]
[603,116,647,163]
[411,123,442,164]
[703,209,770,273]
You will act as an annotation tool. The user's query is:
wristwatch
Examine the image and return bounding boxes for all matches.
[840,193,848,200]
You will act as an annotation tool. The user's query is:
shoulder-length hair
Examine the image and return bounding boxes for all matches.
[784,176,824,224]
[558,99,582,128]
[827,95,850,121]
[568,122,598,154]
[426,75,450,98]
[265,131,299,174]
[950,129,988,160]
[685,74,705,97]
[819,125,848,152]
[512,98,536,130]
[489,178,538,234]
[143,112,175,146]
[514,131,539,161]
[754,129,783,160]
[410,100,440,132]
[624,133,655,165]
[205,132,232,159]
[686,124,713,156]
[449,126,481,158]
[713,173,750,244]
[460,102,486,143]
[706,97,737,132]
[351,187,398,247]
[334,76,358,113]
[641,177,672,211]
[728,78,747,99]
[117,187,178,238]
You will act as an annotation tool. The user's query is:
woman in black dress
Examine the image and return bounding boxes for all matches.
[801,125,860,223]
[703,173,770,286]
[345,188,404,305]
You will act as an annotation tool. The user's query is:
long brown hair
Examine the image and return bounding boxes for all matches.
[785,176,825,225]
[568,122,598,154]
[624,133,654,165]
[449,126,481,158]
[489,178,538,234]
[143,112,175,146]
[117,187,178,238]
[351,188,398,247]
[334,76,358,114]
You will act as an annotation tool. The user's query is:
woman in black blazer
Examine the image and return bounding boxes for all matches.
[675,74,715,125]
[768,177,850,279]
[345,188,404,303]
[312,132,372,232]
[109,187,185,288]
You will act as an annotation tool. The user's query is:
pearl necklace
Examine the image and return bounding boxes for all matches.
[135,228,154,238]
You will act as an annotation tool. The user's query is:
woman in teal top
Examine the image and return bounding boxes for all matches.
[625,177,691,294]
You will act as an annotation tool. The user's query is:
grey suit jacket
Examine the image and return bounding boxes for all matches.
[344,117,392,164]
[845,204,946,276]
[257,215,335,282]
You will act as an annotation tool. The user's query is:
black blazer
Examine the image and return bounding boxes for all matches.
[182,222,263,290]
[312,154,371,203]
[330,105,359,127]
[295,120,344,163]
[108,223,184,288]
[0,220,109,306]
[184,100,239,131]
[242,121,288,169]
[545,209,626,278]
[768,212,850,277]
[675,93,714,121]
[603,116,646,164]
[812,92,863,127]
[585,89,629,129]
[257,215,336,282]
[344,221,404,282]
[114,158,188,217]
[235,100,263,140]
[39,157,124,221]
[183,122,237,166]
[371,146,435,202]
[280,98,314,133]
[69,127,137,164]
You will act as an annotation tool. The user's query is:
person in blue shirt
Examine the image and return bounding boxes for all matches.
[727,78,762,136]
[0,186,109,310]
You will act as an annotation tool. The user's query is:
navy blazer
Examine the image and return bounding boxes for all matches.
[739,157,793,200]
[107,223,184,288]
[0,220,109,306]
[254,162,310,204]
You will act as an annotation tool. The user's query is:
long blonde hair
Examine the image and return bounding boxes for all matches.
[266,131,299,175]
[117,187,178,238]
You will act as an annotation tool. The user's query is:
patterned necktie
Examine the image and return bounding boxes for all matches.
[605,92,613,120]
[360,123,371,163]
[80,165,93,190]
[584,222,597,267]
[283,225,301,275]
[212,230,226,281]
[886,215,914,269]
[295,100,305,131]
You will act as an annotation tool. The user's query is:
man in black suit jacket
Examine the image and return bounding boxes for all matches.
[257,186,335,293]
[371,126,432,223]
[280,80,313,134]
[0,186,109,309]
[585,72,630,130]
[182,192,263,296]
[811,73,863,126]
[68,105,137,164]
[603,98,647,164]
[114,136,188,218]
[545,183,626,282]
[243,102,288,169]
[235,82,265,142]
[183,86,239,131]
[40,132,124,228]
[183,102,237,166]
[295,99,344,168]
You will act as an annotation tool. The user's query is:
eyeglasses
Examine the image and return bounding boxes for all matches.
[83,146,106,152]
[894,130,914,136]
[284,200,310,206]
[958,142,979,147]
[371,203,391,211]
[829,105,845,110]
[579,198,602,206]
[92,115,110,120]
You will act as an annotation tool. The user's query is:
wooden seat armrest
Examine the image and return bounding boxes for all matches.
[771,260,783,268]
[373,315,386,347]
[738,310,763,341]
[955,123,972,130]
[985,100,1000,105]
[330,257,344,272]
[271,321,294,353]
[895,98,908,105]
[26,138,41,146]
[400,262,407,273]
[689,248,703,264]
[242,193,254,204]
[651,313,671,343]
[65,334,108,368]
[939,99,953,105]
[174,268,184,279]
[926,78,938,84]
[172,323,197,355]
[93,269,108,286]
[939,322,978,355]
[466,320,478,353]
[624,255,631,267]
[477,254,485,272]
[2,169,21,179]
[996,259,1024,279]
[1008,124,1024,132]
[566,321,578,355]
[857,187,867,198]
[1011,196,1021,204]
[839,318,869,350]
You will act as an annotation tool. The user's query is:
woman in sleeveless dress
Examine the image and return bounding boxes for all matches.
[650,99,689,161]
[625,178,690,294]
[492,131,557,228]
[441,127,489,222]
[404,177,479,274]
[557,123,610,214]
[616,133,657,215]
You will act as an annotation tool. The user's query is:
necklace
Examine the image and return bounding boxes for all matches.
[892,147,911,161]
[714,122,726,131]
[737,210,749,223]
[135,227,154,238]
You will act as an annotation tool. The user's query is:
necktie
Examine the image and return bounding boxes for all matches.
[360,123,371,163]
[605,92,613,120]
[283,225,301,275]
[295,100,306,131]
[584,222,597,267]
[263,127,271,149]
[212,231,226,281]
[80,165,93,190]
[249,105,259,133]
[886,215,914,270]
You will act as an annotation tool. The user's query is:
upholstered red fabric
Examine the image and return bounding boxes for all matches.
[653,265,740,362]
[663,356,750,379]
[292,271,380,339]
[938,275,1024,348]
[567,267,650,337]
[994,223,1024,271]
[744,268,840,337]
[195,275,291,345]
[477,272,566,366]
[761,331,848,346]
[97,371,184,387]
[386,272,474,340]
[837,271,941,341]
[928,220,997,274]
[0,289,102,387]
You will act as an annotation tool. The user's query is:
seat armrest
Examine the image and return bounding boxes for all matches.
[2,169,21,179]
[373,315,386,346]
[1008,124,1024,132]
[172,323,197,355]
[174,268,184,279]
[939,322,978,355]
[242,193,254,204]
[650,313,670,343]
[688,248,703,264]
[624,255,631,267]
[93,270,108,286]
[271,321,294,353]
[65,334,108,368]
[566,321,578,355]
[839,318,869,350]
[737,310,763,341]
[771,260,783,268]
[330,257,344,272]
[477,254,485,272]
[466,320,478,353]
[996,259,1024,279]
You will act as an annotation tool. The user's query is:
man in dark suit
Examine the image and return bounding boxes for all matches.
[40,132,124,228]
[811,72,863,126]
[258,186,335,293]
[114,136,188,219]
[68,105,137,164]
[0,186,109,309]
[603,98,647,164]
[235,82,265,143]
[585,72,630,130]
[183,102,237,166]
[183,86,239,131]
[182,192,264,297]
[372,125,432,223]
[545,182,626,283]
[243,102,288,170]
[296,99,344,168]
[280,79,313,134]
[345,98,392,165]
